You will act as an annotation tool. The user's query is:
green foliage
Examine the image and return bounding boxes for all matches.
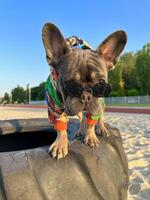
[135,43,150,95]
[0,98,3,104]
[6,82,46,104]
[31,82,45,100]
[110,91,120,97]
[127,89,139,96]
[31,86,39,100]
[108,63,124,96]
[108,43,150,96]
[121,53,139,92]
[3,92,10,103]
[38,82,45,100]
[11,85,26,103]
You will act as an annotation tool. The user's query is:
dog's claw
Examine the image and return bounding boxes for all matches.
[50,146,57,158]
[49,137,69,160]
[49,143,55,152]
[57,152,63,160]
[62,147,68,157]
[96,143,99,148]
[84,132,100,148]
[101,127,110,137]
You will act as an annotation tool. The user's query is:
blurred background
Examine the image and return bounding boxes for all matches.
[0,0,150,107]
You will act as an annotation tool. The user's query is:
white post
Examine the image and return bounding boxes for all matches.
[10,94,12,104]
[27,84,31,104]
[29,86,31,104]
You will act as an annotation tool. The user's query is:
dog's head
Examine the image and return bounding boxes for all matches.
[42,23,127,116]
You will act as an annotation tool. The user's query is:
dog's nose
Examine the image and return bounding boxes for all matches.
[81,91,92,103]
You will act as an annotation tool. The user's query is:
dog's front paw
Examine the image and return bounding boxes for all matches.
[98,119,110,137]
[101,126,110,137]
[49,132,69,160]
[84,131,100,148]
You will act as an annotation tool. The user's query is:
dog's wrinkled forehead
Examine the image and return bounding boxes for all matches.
[42,23,127,81]
[58,48,107,82]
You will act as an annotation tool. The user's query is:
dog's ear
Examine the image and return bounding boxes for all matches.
[96,30,127,71]
[42,23,70,67]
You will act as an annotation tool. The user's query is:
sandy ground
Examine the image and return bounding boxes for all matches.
[0,106,48,120]
[106,113,150,200]
[0,106,150,200]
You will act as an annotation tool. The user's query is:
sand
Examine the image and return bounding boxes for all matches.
[106,113,150,200]
[0,106,48,120]
[0,106,150,200]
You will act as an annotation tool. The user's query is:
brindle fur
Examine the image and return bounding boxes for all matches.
[42,23,127,159]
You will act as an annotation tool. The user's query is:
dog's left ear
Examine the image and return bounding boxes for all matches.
[42,23,70,67]
[96,30,127,71]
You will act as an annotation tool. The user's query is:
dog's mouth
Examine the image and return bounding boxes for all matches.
[83,103,89,111]
[64,97,84,116]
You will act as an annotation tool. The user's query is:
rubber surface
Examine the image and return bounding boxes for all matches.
[0,118,53,135]
[0,124,129,200]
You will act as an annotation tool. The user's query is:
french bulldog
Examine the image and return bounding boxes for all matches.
[42,23,127,159]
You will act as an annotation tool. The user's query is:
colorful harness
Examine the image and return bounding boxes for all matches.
[45,36,104,131]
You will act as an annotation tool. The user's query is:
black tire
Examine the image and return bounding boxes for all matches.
[0,119,129,200]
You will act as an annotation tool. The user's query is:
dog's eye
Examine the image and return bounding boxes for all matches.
[64,80,83,97]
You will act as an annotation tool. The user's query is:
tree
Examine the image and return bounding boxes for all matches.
[0,97,3,104]
[37,82,45,100]
[31,86,39,100]
[121,53,140,94]
[108,62,125,96]
[127,89,139,96]
[3,92,10,103]
[135,43,150,95]
[31,82,45,100]
[11,85,26,103]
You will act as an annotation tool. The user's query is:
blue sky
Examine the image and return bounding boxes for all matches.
[0,0,150,97]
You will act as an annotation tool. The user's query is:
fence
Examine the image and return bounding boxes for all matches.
[29,100,47,105]
[29,96,150,106]
[104,96,150,105]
